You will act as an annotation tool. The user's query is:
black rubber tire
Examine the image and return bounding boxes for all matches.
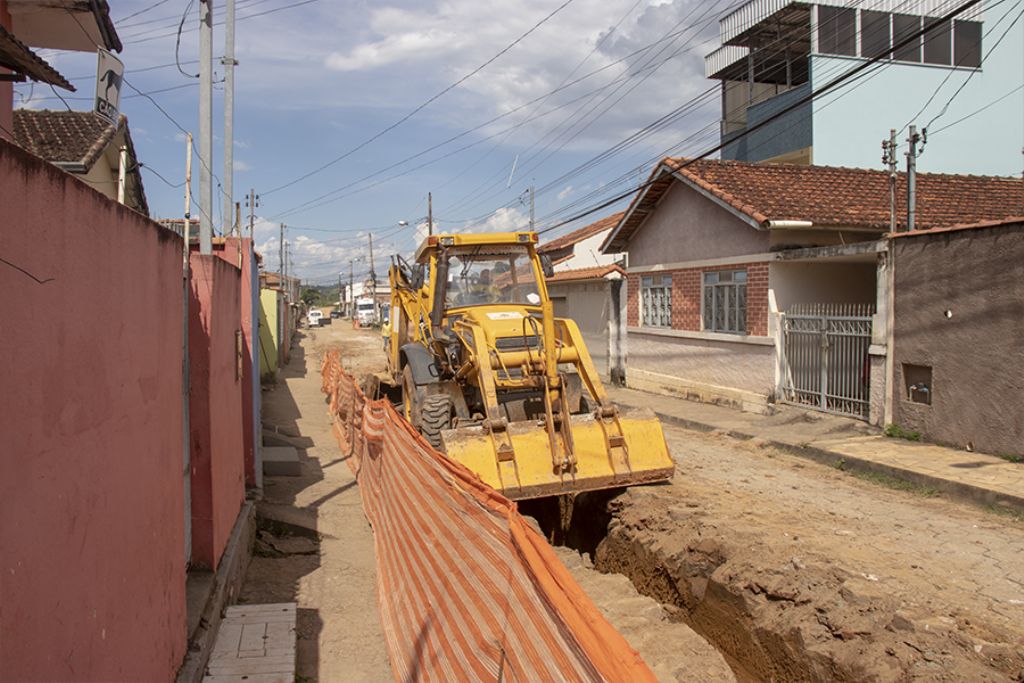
[419,393,453,449]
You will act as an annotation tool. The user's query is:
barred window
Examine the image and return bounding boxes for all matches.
[703,270,747,334]
[641,275,672,328]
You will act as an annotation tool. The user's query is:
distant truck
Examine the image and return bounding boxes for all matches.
[355,298,376,327]
[306,309,323,327]
[317,306,333,325]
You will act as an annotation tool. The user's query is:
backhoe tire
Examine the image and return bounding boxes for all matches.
[419,393,453,449]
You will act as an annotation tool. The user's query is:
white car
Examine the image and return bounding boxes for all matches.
[307,310,323,328]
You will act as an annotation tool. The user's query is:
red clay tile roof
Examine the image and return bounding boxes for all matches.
[603,157,1024,252]
[540,212,624,253]
[13,109,149,215]
[13,109,120,168]
[546,264,625,283]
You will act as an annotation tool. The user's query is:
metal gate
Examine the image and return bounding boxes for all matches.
[782,303,874,420]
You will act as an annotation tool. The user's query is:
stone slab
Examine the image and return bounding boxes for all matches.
[262,446,301,477]
[202,602,296,683]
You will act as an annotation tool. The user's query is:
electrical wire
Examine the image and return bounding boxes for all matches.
[175,0,200,79]
[262,0,580,196]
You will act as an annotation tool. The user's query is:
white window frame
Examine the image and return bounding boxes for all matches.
[640,274,672,328]
[702,269,748,334]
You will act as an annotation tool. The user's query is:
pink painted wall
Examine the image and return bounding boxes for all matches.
[214,238,258,488]
[0,139,186,680]
[188,253,245,569]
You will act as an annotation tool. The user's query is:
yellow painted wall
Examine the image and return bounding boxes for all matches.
[259,288,279,379]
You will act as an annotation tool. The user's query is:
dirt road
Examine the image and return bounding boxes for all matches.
[241,321,1024,682]
[596,425,1024,681]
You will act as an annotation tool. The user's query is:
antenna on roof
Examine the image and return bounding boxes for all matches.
[506,154,519,189]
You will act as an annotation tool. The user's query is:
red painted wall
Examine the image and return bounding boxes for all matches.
[0,140,186,680]
[188,253,245,569]
[213,238,258,488]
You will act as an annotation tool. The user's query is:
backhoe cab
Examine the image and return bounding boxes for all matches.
[380,231,674,500]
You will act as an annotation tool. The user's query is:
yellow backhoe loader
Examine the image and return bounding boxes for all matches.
[377,231,674,500]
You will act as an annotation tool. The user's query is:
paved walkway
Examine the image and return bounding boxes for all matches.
[611,386,1024,514]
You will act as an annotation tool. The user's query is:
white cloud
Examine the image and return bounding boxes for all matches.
[233,160,251,171]
[478,206,529,232]
[557,185,573,201]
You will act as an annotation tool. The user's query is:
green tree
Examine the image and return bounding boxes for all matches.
[301,288,320,306]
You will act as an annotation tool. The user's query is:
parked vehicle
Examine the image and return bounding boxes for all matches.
[330,309,342,319]
[307,309,323,327]
[355,298,376,327]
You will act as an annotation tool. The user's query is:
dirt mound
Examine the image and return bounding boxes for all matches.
[595,488,1024,682]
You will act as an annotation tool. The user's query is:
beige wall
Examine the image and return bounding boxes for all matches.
[626,182,769,268]
[892,224,1024,457]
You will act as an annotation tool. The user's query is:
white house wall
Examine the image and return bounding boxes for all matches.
[810,19,1022,176]
[549,280,611,376]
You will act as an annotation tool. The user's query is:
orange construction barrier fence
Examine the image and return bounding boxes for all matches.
[321,351,656,682]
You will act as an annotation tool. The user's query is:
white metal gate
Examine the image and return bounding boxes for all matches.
[782,303,874,420]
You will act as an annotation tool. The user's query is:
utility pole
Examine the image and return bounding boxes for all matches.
[427,192,433,236]
[368,232,377,323]
[221,0,236,236]
[529,185,535,231]
[348,259,354,317]
[117,144,127,205]
[198,0,214,254]
[881,129,897,232]
[234,202,241,236]
[279,223,285,280]
[246,188,258,240]
[906,125,924,232]
[184,132,193,268]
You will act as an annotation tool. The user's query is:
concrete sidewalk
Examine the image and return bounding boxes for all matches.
[611,386,1024,515]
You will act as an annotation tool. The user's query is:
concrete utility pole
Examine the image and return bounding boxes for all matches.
[881,129,897,232]
[246,188,258,240]
[184,132,193,268]
[368,233,378,323]
[117,144,127,205]
[221,0,236,236]
[529,185,535,231]
[427,192,433,236]
[198,0,214,254]
[906,125,923,232]
[348,260,354,317]
[279,223,285,280]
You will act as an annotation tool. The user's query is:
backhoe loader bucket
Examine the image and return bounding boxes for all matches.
[442,407,674,501]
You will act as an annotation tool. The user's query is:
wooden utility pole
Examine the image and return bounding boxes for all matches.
[348,259,354,317]
[279,223,285,280]
[428,192,433,236]
[222,0,237,237]
[183,132,193,269]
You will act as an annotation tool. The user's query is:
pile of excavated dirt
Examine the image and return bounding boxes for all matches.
[595,485,1024,682]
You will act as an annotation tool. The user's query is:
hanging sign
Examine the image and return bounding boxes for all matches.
[95,48,124,123]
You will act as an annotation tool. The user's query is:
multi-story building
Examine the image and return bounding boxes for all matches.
[703,0,1022,175]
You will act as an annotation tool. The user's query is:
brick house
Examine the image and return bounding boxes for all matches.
[601,157,1022,421]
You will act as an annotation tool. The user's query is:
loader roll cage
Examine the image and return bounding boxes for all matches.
[434,244,542,310]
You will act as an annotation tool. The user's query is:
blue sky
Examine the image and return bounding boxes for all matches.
[17,0,726,284]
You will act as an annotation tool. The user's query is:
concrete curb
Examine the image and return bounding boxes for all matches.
[639,406,1024,517]
[176,501,256,683]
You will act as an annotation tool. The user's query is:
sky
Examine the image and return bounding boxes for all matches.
[16,0,732,285]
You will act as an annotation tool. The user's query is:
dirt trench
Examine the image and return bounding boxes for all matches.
[553,486,1024,683]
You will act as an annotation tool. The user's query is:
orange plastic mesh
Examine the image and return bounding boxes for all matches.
[321,351,656,682]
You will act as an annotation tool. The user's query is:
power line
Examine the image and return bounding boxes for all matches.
[533,0,987,235]
[117,0,173,24]
[262,0,580,196]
